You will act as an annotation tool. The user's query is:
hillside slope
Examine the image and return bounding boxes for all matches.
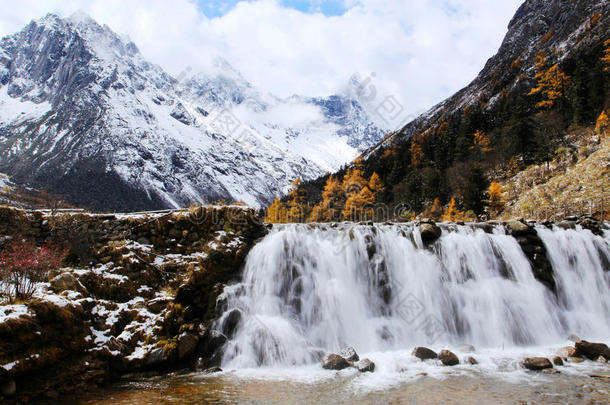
[293,0,609,222]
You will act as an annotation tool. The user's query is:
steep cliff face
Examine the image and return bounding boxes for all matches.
[0,13,384,212]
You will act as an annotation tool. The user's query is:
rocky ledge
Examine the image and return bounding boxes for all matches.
[0,206,267,403]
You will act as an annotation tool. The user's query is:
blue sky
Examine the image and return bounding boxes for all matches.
[197,0,348,17]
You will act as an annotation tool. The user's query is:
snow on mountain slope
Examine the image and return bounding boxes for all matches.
[0,13,384,211]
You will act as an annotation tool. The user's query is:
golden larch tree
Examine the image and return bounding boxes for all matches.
[471,130,493,153]
[285,178,308,223]
[368,172,385,201]
[423,198,443,221]
[410,135,424,167]
[441,198,467,222]
[602,39,610,72]
[488,181,505,217]
[528,51,571,110]
[596,110,609,137]
[309,175,344,222]
[265,198,287,223]
[343,186,375,221]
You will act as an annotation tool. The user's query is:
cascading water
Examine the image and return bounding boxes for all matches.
[214,223,610,369]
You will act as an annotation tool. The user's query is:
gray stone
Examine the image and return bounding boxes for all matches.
[412,347,437,360]
[178,333,199,359]
[420,223,442,245]
[146,297,173,313]
[50,272,88,295]
[438,350,459,366]
[321,354,350,370]
[339,347,359,362]
[505,220,531,236]
[557,346,580,358]
[552,356,564,366]
[575,340,610,360]
[522,357,553,370]
[355,358,375,372]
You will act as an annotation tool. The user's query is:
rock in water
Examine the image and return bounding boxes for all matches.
[412,347,437,360]
[596,356,608,363]
[523,357,553,371]
[178,333,199,359]
[420,223,442,245]
[575,340,610,360]
[355,358,375,372]
[322,354,350,370]
[438,350,459,366]
[339,347,359,362]
[566,357,584,363]
[465,356,478,365]
[505,220,531,236]
[557,346,580,358]
[552,356,564,366]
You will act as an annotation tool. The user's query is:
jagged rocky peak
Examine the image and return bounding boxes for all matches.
[0,12,384,211]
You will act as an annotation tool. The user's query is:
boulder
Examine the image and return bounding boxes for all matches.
[552,356,564,366]
[50,273,88,295]
[566,357,584,363]
[322,354,350,370]
[522,357,553,370]
[465,356,478,365]
[420,223,442,245]
[412,347,437,360]
[203,367,223,374]
[339,347,359,362]
[355,358,375,372]
[146,297,173,314]
[575,340,610,360]
[438,350,459,366]
[221,309,242,339]
[178,333,199,359]
[557,346,580,358]
[505,220,531,236]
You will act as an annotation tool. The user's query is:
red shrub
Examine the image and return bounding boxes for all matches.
[0,242,66,302]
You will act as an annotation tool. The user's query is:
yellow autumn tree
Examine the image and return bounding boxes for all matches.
[410,135,424,166]
[488,181,505,217]
[528,51,570,110]
[368,172,385,201]
[342,158,367,198]
[441,198,467,222]
[285,178,308,223]
[596,110,609,137]
[309,175,344,222]
[343,186,375,221]
[602,39,610,72]
[471,130,493,153]
[423,198,443,221]
[265,198,287,223]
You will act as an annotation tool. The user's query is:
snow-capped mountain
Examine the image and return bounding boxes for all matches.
[0,13,384,211]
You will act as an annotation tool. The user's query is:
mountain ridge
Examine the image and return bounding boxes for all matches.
[0,12,385,211]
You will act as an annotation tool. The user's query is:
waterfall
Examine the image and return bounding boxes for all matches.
[214,223,610,369]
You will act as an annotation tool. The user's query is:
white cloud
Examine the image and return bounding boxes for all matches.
[0,0,523,128]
